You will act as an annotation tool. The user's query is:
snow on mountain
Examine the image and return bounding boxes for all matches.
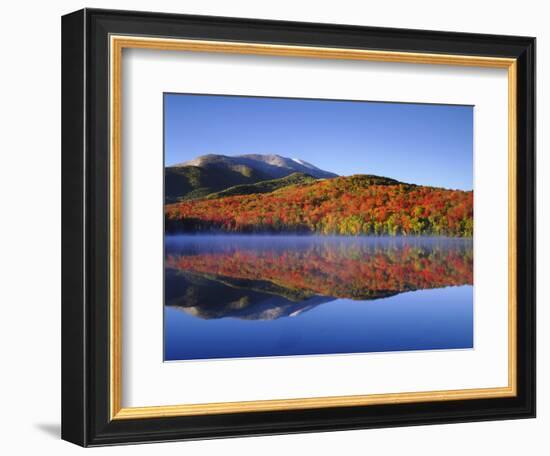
[291,158,319,170]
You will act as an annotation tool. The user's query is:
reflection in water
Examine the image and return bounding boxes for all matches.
[164,235,473,360]
[166,236,472,319]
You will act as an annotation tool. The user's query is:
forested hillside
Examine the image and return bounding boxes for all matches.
[165,174,473,237]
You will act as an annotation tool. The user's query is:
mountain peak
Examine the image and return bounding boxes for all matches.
[174,153,338,180]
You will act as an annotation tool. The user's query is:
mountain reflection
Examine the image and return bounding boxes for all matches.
[164,236,473,320]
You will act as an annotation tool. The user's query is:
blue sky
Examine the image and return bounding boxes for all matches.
[164,93,473,190]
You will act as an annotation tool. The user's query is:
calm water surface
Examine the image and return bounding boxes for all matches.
[164,235,473,361]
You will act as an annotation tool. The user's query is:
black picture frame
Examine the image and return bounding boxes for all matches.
[62,8,536,447]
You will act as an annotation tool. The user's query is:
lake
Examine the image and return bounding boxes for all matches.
[164,235,473,361]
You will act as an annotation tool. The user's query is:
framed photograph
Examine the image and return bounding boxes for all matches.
[62,8,535,447]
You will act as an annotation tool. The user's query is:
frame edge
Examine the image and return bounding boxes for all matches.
[61,8,88,448]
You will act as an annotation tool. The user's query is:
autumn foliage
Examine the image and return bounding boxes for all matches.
[165,175,473,237]
[166,241,473,299]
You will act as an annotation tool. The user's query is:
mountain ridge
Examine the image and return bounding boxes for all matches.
[173,153,338,179]
[165,153,338,203]
[204,172,318,199]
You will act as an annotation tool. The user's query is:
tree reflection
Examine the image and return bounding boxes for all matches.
[165,238,473,320]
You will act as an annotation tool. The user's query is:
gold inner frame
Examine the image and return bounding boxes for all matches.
[109,35,518,420]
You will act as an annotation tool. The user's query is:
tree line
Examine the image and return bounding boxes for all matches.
[165,175,474,237]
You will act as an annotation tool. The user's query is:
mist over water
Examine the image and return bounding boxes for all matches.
[164,235,473,361]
